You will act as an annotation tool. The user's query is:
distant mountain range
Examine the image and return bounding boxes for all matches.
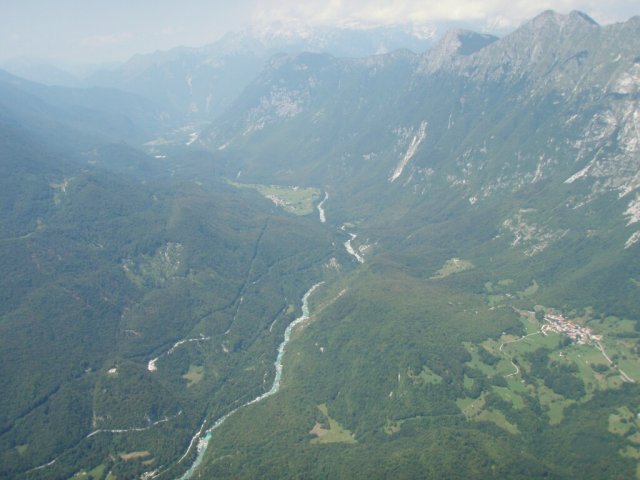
[83,24,441,119]
[0,42,341,479]
[206,11,640,295]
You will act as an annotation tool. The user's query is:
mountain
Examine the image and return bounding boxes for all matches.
[0,71,345,479]
[0,68,172,149]
[0,58,82,87]
[205,10,640,273]
[0,67,179,240]
[85,24,437,120]
[183,10,640,478]
[3,9,640,480]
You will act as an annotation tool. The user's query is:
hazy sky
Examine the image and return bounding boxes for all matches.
[2,0,638,65]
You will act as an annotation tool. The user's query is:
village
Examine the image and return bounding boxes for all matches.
[541,313,603,345]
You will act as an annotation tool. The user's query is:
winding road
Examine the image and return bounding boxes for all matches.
[500,332,540,377]
[148,336,211,372]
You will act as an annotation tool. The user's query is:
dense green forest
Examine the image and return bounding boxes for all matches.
[0,75,349,479]
[0,157,345,478]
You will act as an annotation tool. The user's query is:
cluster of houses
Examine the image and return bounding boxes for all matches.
[541,313,603,345]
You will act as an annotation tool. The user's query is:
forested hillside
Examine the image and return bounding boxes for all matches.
[0,71,344,479]
[187,11,640,479]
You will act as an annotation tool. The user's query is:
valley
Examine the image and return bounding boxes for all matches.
[175,11,640,479]
[172,282,324,480]
[226,181,321,216]
[1,7,640,480]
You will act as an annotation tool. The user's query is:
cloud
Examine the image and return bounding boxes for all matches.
[80,32,133,48]
[249,0,637,30]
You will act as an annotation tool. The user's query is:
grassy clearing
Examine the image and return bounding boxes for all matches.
[463,342,498,377]
[432,258,474,279]
[593,316,637,336]
[518,312,541,334]
[382,416,428,435]
[561,347,601,395]
[463,343,499,377]
[487,294,505,306]
[407,365,442,385]
[119,451,151,461]
[505,331,561,354]
[620,446,640,459]
[123,242,183,287]
[607,375,625,389]
[484,279,517,306]
[463,375,475,389]
[506,376,529,394]
[485,279,514,292]
[228,181,320,216]
[310,404,356,444]
[537,384,574,425]
[600,339,640,381]
[15,444,27,455]
[608,406,640,440]
[471,335,529,377]
[475,410,519,434]
[546,400,569,425]
[536,384,563,405]
[499,334,545,374]
[183,364,204,387]
[494,357,519,377]
[617,358,640,383]
[457,394,486,417]
[70,464,106,479]
[480,338,502,355]
[518,280,539,297]
[384,419,402,435]
[493,386,525,409]
[609,407,635,436]
[458,394,518,434]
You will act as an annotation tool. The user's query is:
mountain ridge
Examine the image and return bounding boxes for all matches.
[85,24,438,120]
[201,9,640,313]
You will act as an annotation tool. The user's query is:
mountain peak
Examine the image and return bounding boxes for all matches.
[438,9,604,85]
[569,10,599,25]
[527,9,599,31]
[419,28,497,72]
